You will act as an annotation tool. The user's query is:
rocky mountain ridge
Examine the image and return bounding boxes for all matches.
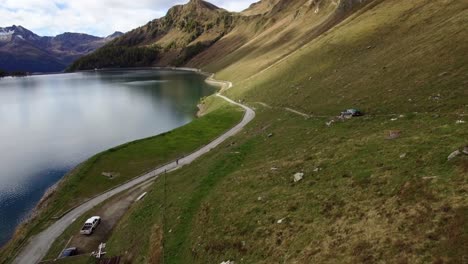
[0,25,123,72]
[70,0,369,71]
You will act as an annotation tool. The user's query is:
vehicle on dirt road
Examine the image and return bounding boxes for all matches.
[80,216,101,235]
[59,247,77,258]
[341,108,364,117]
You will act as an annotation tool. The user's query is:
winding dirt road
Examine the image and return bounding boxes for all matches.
[13,79,255,264]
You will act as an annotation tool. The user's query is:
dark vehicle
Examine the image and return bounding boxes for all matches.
[341,109,363,117]
[59,247,77,258]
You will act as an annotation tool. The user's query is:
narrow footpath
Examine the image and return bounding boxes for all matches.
[13,79,255,264]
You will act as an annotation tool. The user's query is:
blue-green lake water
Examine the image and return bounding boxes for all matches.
[0,69,214,245]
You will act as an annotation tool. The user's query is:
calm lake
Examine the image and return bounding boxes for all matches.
[0,69,215,245]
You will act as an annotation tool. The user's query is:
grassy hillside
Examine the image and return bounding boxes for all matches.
[221,0,467,115]
[89,0,467,263]
[10,0,467,263]
[104,110,466,263]
[190,0,342,77]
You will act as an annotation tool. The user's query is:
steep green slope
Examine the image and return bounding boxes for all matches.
[191,0,359,79]
[223,0,467,115]
[16,0,466,263]
[98,0,467,263]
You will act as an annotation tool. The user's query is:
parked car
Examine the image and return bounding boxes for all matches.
[80,216,101,235]
[341,108,364,117]
[59,247,77,258]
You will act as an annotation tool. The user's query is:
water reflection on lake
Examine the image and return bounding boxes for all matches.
[0,70,214,245]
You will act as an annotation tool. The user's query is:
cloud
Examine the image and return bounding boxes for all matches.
[0,0,258,37]
[213,0,257,12]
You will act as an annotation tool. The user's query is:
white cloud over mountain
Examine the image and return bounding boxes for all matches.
[0,0,257,36]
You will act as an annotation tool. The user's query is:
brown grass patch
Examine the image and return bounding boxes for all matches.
[148,225,163,264]
[459,158,468,174]
[432,206,468,263]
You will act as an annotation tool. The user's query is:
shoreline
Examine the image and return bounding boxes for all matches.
[12,71,253,263]
[0,66,213,79]
[2,67,232,261]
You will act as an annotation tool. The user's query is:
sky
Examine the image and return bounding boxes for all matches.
[0,0,257,37]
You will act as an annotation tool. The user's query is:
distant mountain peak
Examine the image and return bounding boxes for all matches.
[189,0,218,7]
[171,0,223,14]
[10,25,26,31]
[0,25,123,73]
[0,25,40,43]
[106,31,124,39]
[53,32,101,43]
